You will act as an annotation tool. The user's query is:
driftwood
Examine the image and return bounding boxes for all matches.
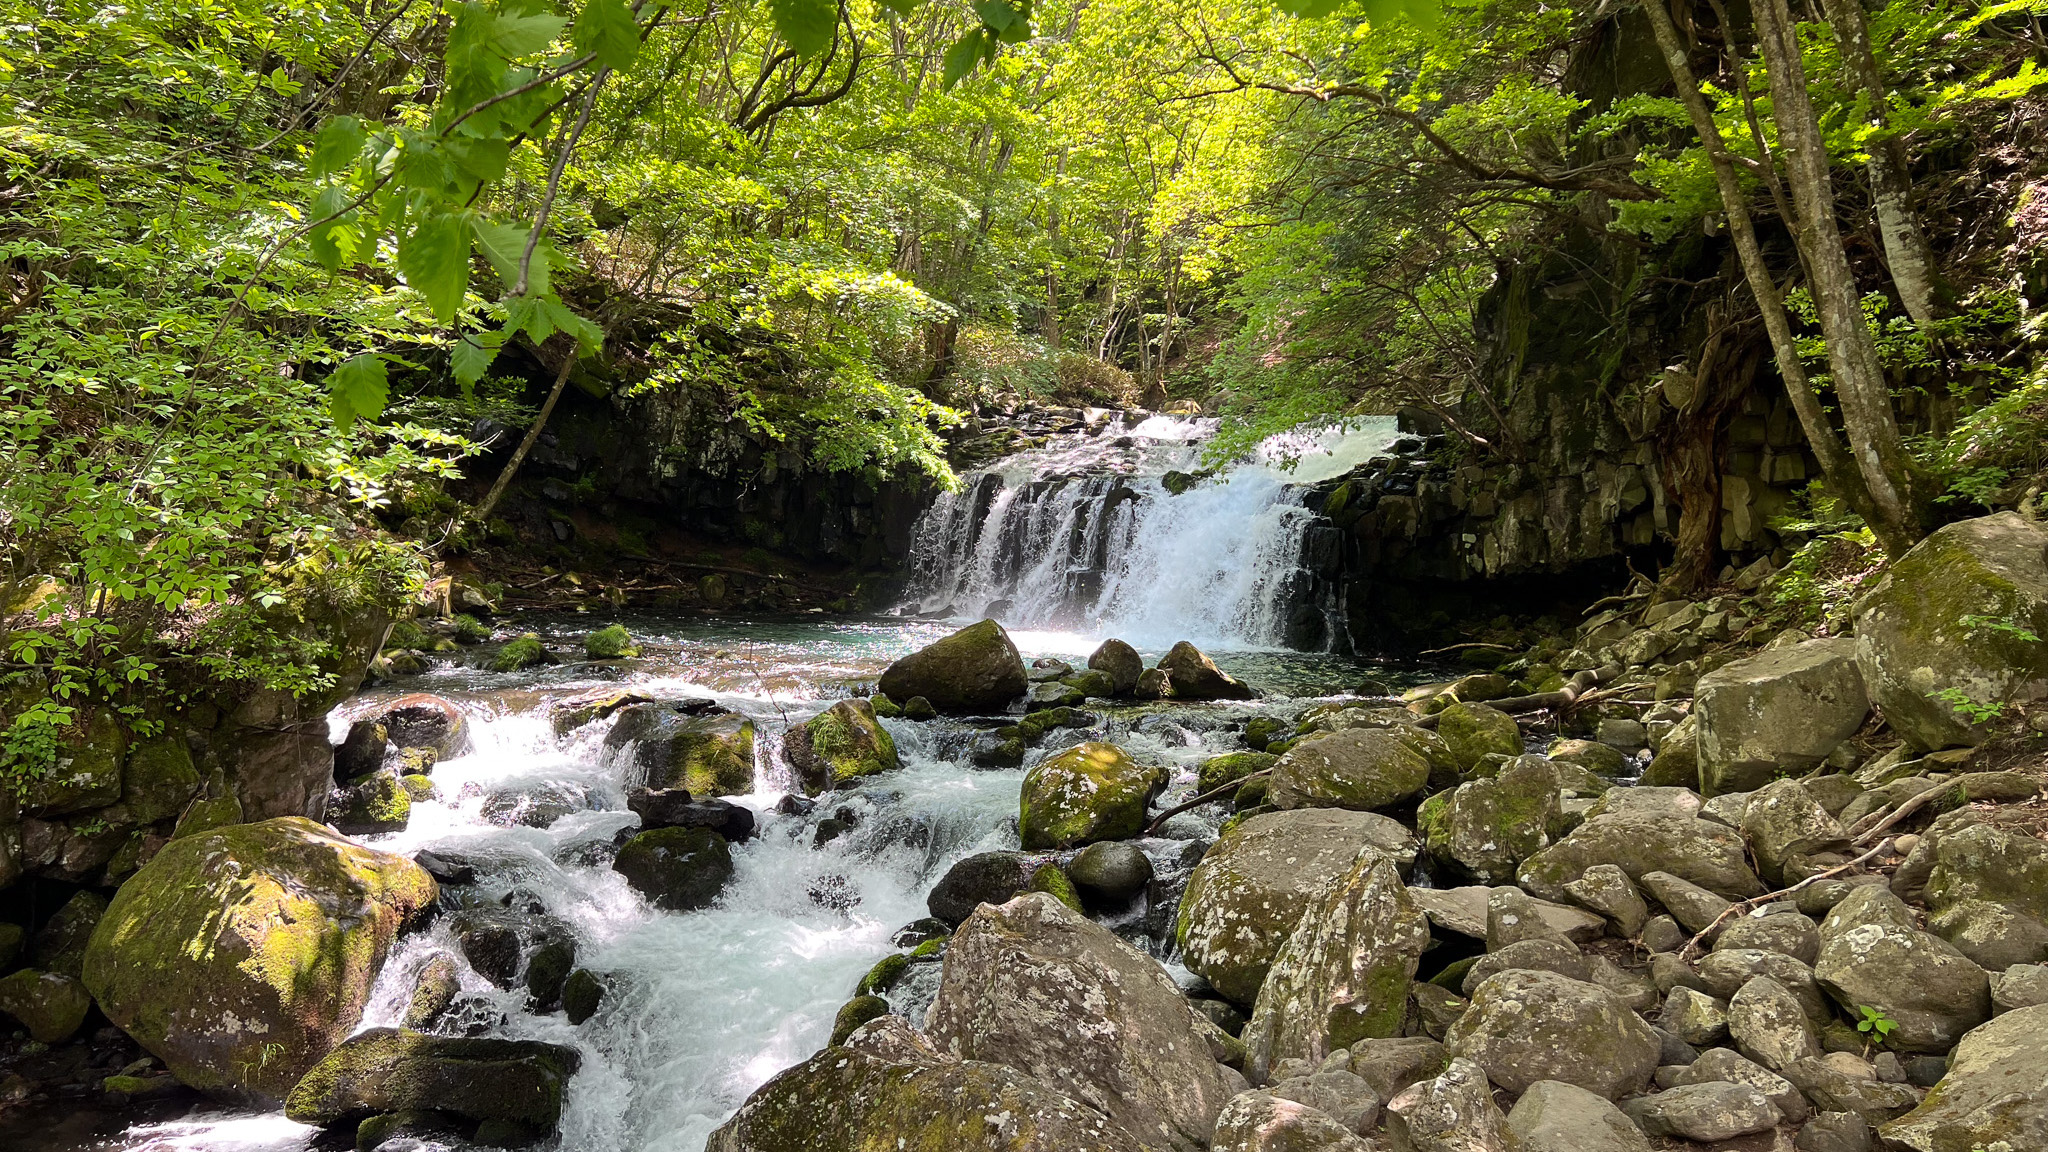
[1675,836,1898,961]
[1412,669,1604,730]
[1143,770,1272,836]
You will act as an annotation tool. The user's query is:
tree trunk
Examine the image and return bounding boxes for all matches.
[1641,0,1883,540]
[1816,0,1941,324]
[1751,0,1924,551]
[475,353,575,524]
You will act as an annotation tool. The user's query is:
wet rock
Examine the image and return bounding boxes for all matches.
[612,826,734,911]
[1502,1079,1652,1152]
[284,1027,580,1137]
[1434,702,1521,772]
[627,789,756,842]
[0,969,91,1043]
[81,817,437,1102]
[607,705,757,798]
[1623,1081,1779,1142]
[1066,841,1153,906]
[525,937,575,1010]
[329,769,411,835]
[454,914,523,988]
[562,969,605,1025]
[707,1016,1146,1152]
[1854,512,2048,750]
[1018,742,1160,849]
[1177,808,1417,1005]
[333,718,389,781]
[830,995,890,1045]
[584,623,638,659]
[401,954,462,1031]
[1444,969,1660,1099]
[1383,1056,1508,1152]
[1269,729,1431,813]
[1814,886,1990,1052]
[1199,752,1278,795]
[369,693,471,758]
[1134,667,1173,699]
[1088,639,1145,696]
[1208,1091,1373,1152]
[928,893,1230,1152]
[413,849,475,886]
[877,619,1029,713]
[928,850,1033,925]
[548,687,654,735]
[1880,1002,2048,1150]
[488,633,556,673]
[1242,852,1429,1080]
[1694,639,1867,796]
[479,781,590,829]
[1516,812,1764,902]
[1156,641,1255,701]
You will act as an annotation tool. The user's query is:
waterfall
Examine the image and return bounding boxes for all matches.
[903,413,1399,650]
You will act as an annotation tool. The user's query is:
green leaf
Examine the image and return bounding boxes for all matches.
[770,0,837,55]
[972,0,1014,31]
[573,0,642,70]
[538,295,603,351]
[503,294,555,342]
[451,332,503,392]
[329,354,390,431]
[942,29,986,88]
[876,0,918,14]
[472,217,549,296]
[444,136,512,185]
[398,211,473,323]
[309,115,365,177]
[305,184,359,272]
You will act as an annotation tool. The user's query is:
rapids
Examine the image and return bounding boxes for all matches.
[93,617,1406,1152]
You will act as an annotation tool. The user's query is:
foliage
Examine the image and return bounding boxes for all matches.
[1931,686,2007,725]
[1855,1004,1897,1050]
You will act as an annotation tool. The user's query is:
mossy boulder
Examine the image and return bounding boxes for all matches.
[782,699,899,795]
[1445,969,1660,1099]
[1435,702,1522,772]
[1087,639,1144,696]
[284,1027,580,1136]
[81,817,437,1102]
[1695,639,1869,795]
[1545,738,1628,779]
[121,735,202,825]
[1060,668,1117,698]
[1639,714,1700,788]
[706,1016,1147,1152]
[1880,1002,2048,1151]
[1018,742,1160,849]
[329,770,411,836]
[549,688,655,736]
[0,969,92,1043]
[562,968,605,1025]
[1268,729,1431,812]
[612,825,734,911]
[1198,751,1277,795]
[583,623,639,659]
[830,996,890,1045]
[32,890,106,978]
[606,704,756,797]
[171,792,243,839]
[1421,756,1568,884]
[488,633,554,673]
[1156,640,1256,701]
[1025,861,1084,913]
[877,619,1028,713]
[1854,512,2048,750]
[22,706,125,816]
[1515,812,1764,902]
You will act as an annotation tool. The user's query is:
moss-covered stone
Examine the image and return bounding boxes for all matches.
[330,771,411,835]
[284,1028,580,1134]
[868,693,903,718]
[1435,702,1522,772]
[830,996,891,1046]
[1422,757,1567,884]
[858,953,912,996]
[82,817,436,1102]
[1018,742,1159,850]
[1244,716,1286,752]
[121,735,202,825]
[549,688,654,736]
[450,614,490,644]
[0,968,91,1042]
[1025,862,1084,913]
[583,624,639,659]
[1060,669,1117,698]
[171,791,243,839]
[607,705,757,798]
[1545,738,1628,779]
[562,969,605,1025]
[488,634,553,673]
[1640,713,1699,788]
[783,699,898,795]
[22,707,125,816]
[32,890,105,977]
[612,825,734,911]
[1268,729,1431,812]
[399,774,435,802]
[876,619,1028,713]
[1198,751,1277,795]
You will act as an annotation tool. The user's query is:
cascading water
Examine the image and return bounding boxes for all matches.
[903,413,1399,650]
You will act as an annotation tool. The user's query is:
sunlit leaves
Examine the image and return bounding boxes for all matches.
[943,28,994,88]
[305,184,361,271]
[398,211,473,322]
[451,332,504,391]
[770,0,838,55]
[473,217,548,295]
[308,115,364,176]
[328,353,390,430]
[573,0,642,70]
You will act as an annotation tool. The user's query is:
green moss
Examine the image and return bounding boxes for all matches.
[399,774,435,802]
[1059,669,1116,698]
[489,634,549,673]
[1244,716,1285,752]
[450,614,490,644]
[830,996,890,1046]
[1198,751,1276,795]
[121,735,201,824]
[171,792,242,839]
[646,715,756,797]
[908,938,946,960]
[1017,742,1156,849]
[858,953,911,995]
[584,624,638,659]
[1026,862,1084,913]
[386,620,431,650]
[1232,775,1270,811]
[869,693,903,718]
[793,701,898,793]
[1322,482,1354,516]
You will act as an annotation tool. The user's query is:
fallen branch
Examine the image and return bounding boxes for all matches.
[1417,642,1516,657]
[1144,770,1272,836]
[1412,670,1603,730]
[1676,836,1897,961]
[1848,778,1947,845]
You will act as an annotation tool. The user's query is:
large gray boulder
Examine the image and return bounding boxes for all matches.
[1925,821,2048,923]
[1242,851,1429,1081]
[708,1016,1146,1152]
[1088,639,1145,696]
[1208,1091,1372,1152]
[1177,808,1416,1005]
[1156,641,1256,700]
[1443,969,1660,1099]
[1740,778,1849,885]
[1502,1079,1651,1152]
[1434,702,1522,772]
[877,619,1028,713]
[1623,1082,1780,1142]
[928,893,1230,1152]
[1515,812,1764,902]
[1880,1002,2048,1151]
[1854,512,2048,750]
[1268,729,1431,812]
[1694,639,1869,796]
[1417,756,1565,884]
[1815,886,1990,1051]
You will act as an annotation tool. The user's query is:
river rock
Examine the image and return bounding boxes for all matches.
[1694,639,1869,795]
[1782,1055,1923,1122]
[1018,742,1159,849]
[333,717,389,781]
[1814,886,1990,1051]
[1417,755,1564,884]
[1879,1002,2048,1150]
[607,704,757,797]
[1156,640,1255,700]
[1242,851,1429,1080]
[1199,751,1278,795]
[928,893,1230,1152]
[0,969,91,1043]
[32,890,104,978]
[1383,1056,1508,1152]
[367,693,471,758]
[81,816,436,1102]
[1623,1081,1780,1142]
[1741,778,1849,884]
[928,850,1033,924]
[1546,738,1630,779]
[1924,820,2048,922]
[1088,639,1145,696]
[1716,910,1821,964]
[1434,702,1521,772]
[710,1016,1145,1151]
[329,769,410,835]
[1854,512,2048,750]
[1269,729,1431,813]
[1517,811,1763,902]
[1797,1112,1874,1152]
[1208,1091,1374,1152]
[1564,864,1650,937]
[1067,840,1153,905]
[1405,885,1603,944]
[783,698,899,794]
[1670,1046,1809,1123]
[627,789,756,842]
[1640,713,1699,788]
[878,618,1029,713]
[1177,808,1417,1005]
[1729,974,1822,1070]
[1443,969,1660,1098]
[284,1027,581,1137]
[1267,1071,1378,1135]
[1661,987,1729,1045]
[612,826,734,911]
[1502,1078,1650,1152]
